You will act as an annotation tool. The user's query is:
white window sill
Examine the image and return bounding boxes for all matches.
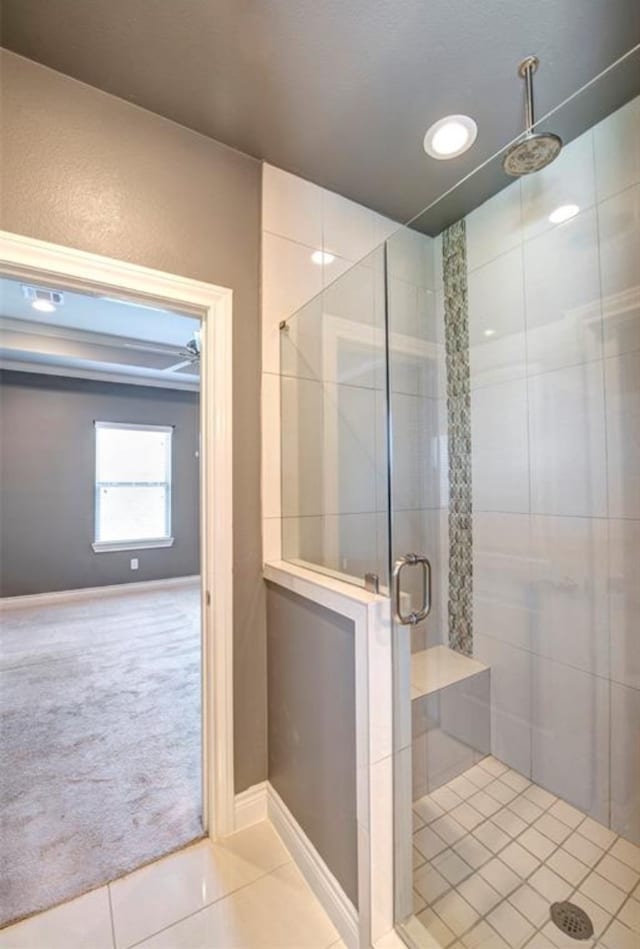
[92,538,175,553]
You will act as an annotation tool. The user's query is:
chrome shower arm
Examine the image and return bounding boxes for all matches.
[520,55,539,133]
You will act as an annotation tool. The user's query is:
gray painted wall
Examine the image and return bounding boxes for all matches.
[0,371,199,597]
[267,583,358,907]
[0,51,265,792]
[3,0,639,230]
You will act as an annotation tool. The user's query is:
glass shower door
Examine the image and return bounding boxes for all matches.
[388,52,640,949]
[385,221,457,938]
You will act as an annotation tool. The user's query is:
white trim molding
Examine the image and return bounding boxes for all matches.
[0,575,199,610]
[268,784,359,949]
[0,357,199,391]
[233,781,269,832]
[263,561,394,949]
[234,781,359,949]
[91,538,175,553]
[0,230,236,840]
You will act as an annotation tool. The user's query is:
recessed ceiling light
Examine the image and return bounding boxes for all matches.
[311,250,335,265]
[548,204,580,224]
[31,299,56,313]
[423,115,478,160]
[484,328,496,337]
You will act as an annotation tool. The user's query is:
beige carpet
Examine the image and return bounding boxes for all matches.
[0,583,202,927]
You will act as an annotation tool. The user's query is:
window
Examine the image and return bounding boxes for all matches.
[93,422,174,552]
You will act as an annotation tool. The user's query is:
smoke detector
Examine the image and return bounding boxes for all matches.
[22,285,64,313]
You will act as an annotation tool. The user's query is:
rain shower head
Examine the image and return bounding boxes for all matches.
[502,56,562,176]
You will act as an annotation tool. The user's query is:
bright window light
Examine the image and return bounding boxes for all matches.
[424,115,478,160]
[311,250,335,265]
[31,299,56,313]
[549,204,580,224]
[94,422,173,549]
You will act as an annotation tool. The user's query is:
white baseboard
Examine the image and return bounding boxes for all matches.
[0,575,200,610]
[234,782,359,949]
[233,781,269,831]
[268,785,359,949]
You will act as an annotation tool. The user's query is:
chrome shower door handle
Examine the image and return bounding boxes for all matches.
[392,553,432,625]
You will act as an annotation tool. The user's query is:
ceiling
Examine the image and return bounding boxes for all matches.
[2,1,640,230]
[0,276,201,389]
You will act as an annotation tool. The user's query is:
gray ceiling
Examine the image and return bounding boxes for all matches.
[2,1,640,230]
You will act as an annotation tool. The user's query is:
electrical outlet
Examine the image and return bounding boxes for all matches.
[130,558,139,570]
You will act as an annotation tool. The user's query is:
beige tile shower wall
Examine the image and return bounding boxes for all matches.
[463,96,640,840]
[260,163,398,565]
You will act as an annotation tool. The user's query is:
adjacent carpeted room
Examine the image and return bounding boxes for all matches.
[0,288,205,927]
[0,583,202,927]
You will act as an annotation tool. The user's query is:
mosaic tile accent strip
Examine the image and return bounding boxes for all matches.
[442,220,473,656]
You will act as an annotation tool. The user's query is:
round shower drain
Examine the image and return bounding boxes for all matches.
[550,902,594,941]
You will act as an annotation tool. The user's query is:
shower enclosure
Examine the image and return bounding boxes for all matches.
[280,47,639,948]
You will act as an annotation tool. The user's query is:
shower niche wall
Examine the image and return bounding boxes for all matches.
[280,60,640,949]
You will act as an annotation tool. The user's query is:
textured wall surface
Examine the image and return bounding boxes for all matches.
[266,583,358,906]
[0,51,265,791]
[0,372,200,597]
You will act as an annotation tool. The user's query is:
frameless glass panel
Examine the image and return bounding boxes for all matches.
[390,46,640,949]
[280,246,389,588]
[385,220,453,939]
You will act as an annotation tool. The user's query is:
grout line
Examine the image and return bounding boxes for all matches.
[472,352,604,390]
[125,858,293,949]
[420,772,592,935]
[281,366,447,401]
[107,885,117,949]
[592,176,640,214]
[262,227,321,254]
[517,178,535,790]
[416,770,561,942]
[465,174,639,283]
[441,339,640,396]
[592,128,616,843]
[279,372,388,395]
[413,760,638,947]
[281,511,394,520]
[473,509,640,522]
[473,629,640,693]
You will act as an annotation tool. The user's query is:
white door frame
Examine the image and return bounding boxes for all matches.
[0,230,235,838]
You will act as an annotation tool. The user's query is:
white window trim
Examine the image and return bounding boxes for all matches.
[92,538,175,553]
[93,420,174,551]
[0,229,235,839]
[95,421,175,433]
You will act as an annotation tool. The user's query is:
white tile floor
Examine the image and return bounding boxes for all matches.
[0,821,346,949]
[412,756,640,948]
[4,763,639,949]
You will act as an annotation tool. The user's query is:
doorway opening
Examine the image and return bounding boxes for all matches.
[0,233,234,926]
